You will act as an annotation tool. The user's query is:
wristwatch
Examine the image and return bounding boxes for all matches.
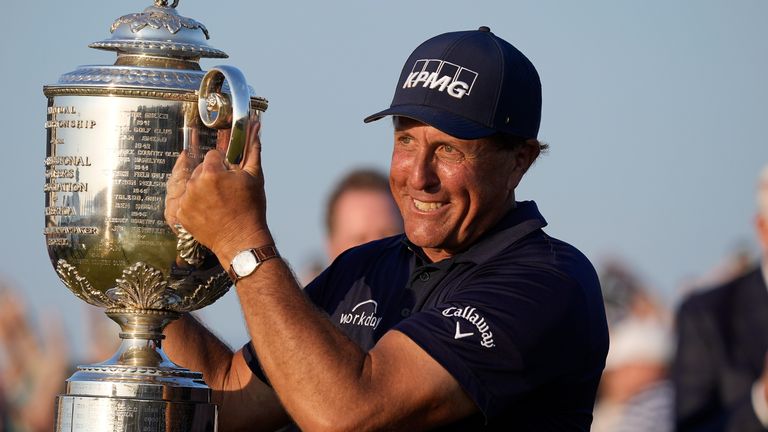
[227,245,279,282]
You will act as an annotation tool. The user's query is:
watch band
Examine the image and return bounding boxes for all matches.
[227,245,279,282]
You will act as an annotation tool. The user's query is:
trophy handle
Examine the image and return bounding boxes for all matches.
[198,65,251,164]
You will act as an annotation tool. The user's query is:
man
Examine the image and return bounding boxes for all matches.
[673,165,768,432]
[166,27,608,431]
[325,169,403,262]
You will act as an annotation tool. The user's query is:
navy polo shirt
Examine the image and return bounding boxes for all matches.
[243,201,608,431]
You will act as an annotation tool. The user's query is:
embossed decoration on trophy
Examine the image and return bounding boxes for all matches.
[43,1,267,430]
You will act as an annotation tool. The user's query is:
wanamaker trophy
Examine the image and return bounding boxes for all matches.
[42,1,266,430]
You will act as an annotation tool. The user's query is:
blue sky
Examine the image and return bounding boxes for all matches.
[2,0,766,359]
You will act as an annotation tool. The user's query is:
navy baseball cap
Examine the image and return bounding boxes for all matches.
[364,26,541,140]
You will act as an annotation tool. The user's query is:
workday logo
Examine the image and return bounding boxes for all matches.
[402,59,478,99]
[340,299,382,329]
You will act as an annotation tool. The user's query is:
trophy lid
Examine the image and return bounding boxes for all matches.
[44,0,268,110]
[89,0,228,60]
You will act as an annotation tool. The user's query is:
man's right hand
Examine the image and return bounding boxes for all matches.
[175,119,273,266]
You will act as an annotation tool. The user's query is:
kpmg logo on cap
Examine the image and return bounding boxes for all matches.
[402,59,478,100]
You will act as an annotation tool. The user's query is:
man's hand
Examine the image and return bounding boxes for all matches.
[164,150,195,235]
[176,119,273,264]
[165,125,205,235]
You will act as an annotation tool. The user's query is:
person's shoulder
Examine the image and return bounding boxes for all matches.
[485,231,604,327]
[678,266,763,315]
[498,229,596,278]
[489,201,593,269]
[474,229,602,311]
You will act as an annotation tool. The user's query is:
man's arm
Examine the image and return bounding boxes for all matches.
[163,127,290,431]
[163,314,290,431]
[175,121,477,431]
[229,257,476,431]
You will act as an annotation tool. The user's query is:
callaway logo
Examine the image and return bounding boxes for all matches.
[442,306,495,348]
[339,299,382,329]
[454,322,474,339]
[402,59,478,99]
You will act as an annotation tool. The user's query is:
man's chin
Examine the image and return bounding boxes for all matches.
[404,227,448,250]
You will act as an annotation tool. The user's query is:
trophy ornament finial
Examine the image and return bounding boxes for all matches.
[154,0,180,8]
[109,5,209,39]
[89,0,228,59]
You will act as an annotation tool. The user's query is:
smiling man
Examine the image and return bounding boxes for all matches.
[166,27,608,431]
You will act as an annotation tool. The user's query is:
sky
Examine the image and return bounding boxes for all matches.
[1,0,766,360]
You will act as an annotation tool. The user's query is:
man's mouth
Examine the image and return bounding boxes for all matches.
[413,199,444,212]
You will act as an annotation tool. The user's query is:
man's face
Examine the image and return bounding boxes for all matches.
[757,213,768,255]
[327,189,403,261]
[389,117,527,262]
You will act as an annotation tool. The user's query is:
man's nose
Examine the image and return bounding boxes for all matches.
[407,150,440,192]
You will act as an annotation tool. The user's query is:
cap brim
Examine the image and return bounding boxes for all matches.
[363,104,496,140]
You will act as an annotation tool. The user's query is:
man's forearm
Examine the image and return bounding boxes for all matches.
[164,314,291,431]
[233,258,375,429]
[164,313,235,392]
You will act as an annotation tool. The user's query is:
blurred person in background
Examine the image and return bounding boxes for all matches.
[677,242,755,300]
[300,168,403,284]
[324,168,404,262]
[673,164,768,431]
[599,261,668,326]
[592,262,674,432]
[0,286,68,432]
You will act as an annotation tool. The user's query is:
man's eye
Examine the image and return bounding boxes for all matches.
[398,136,412,144]
[437,144,463,162]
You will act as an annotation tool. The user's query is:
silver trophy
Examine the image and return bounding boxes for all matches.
[42,1,266,430]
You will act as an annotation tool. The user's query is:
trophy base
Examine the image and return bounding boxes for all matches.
[55,364,217,432]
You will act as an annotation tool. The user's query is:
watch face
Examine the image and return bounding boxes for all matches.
[232,250,258,277]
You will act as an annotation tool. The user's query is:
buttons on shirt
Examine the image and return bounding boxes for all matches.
[401,308,411,317]
[419,272,430,282]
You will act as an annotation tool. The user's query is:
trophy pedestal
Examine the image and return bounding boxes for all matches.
[55,364,217,432]
[54,315,218,432]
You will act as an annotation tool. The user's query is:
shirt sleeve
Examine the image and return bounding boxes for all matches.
[393,265,602,420]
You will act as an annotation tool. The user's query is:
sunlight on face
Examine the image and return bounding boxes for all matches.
[389,118,521,262]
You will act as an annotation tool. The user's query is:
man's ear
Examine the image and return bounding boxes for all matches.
[514,139,540,173]
[504,141,537,191]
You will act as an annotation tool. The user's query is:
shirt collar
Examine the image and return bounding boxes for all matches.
[400,200,547,265]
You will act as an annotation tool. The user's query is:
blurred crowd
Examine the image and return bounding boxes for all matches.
[1,164,767,431]
[0,287,118,432]
[0,288,69,431]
